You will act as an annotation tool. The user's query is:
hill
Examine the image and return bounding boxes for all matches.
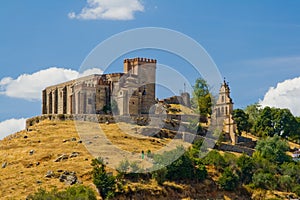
[0,118,298,199]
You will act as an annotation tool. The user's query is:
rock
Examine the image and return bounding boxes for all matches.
[57,169,63,173]
[78,140,82,144]
[45,170,54,178]
[63,139,69,143]
[23,135,28,139]
[29,150,35,155]
[36,162,40,166]
[54,154,69,162]
[69,152,80,158]
[59,171,78,185]
[2,162,7,168]
[71,137,77,141]
[66,174,77,185]
[36,180,42,184]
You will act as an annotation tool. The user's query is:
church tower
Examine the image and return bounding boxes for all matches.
[215,79,237,144]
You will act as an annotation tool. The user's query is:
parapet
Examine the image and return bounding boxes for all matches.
[124,57,157,63]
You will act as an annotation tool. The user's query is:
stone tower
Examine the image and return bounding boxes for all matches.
[122,58,157,115]
[215,79,237,144]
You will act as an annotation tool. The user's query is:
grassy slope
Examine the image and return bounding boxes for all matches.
[0,119,296,199]
[0,120,181,199]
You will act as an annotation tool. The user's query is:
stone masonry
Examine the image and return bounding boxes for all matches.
[42,58,157,116]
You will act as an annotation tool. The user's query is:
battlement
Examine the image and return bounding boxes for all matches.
[124,57,157,63]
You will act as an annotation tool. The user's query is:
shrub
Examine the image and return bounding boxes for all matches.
[26,185,97,200]
[152,166,167,185]
[237,154,254,184]
[293,185,300,196]
[153,146,207,181]
[92,158,116,199]
[252,172,277,190]
[279,175,293,192]
[116,159,130,173]
[218,167,239,191]
[202,150,226,170]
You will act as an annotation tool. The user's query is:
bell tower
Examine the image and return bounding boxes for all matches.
[215,79,237,144]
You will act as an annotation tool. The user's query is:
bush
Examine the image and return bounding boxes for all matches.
[92,158,116,199]
[293,185,300,196]
[218,167,239,191]
[255,135,291,164]
[152,166,167,185]
[237,154,254,184]
[26,185,97,200]
[279,175,293,192]
[252,172,277,190]
[153,146,207,181]
[202,150,226,170]
[116,159,130,173]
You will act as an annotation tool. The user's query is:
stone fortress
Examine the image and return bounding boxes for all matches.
[42,57,191,117]
[42,58,158,116]
[42,57,237,143]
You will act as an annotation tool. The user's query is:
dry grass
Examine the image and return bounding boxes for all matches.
[168,104,197,115]
[1,119,298,199]
[0,119,189,199]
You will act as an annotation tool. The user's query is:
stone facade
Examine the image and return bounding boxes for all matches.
[214,79,237,144]
[42,58,156,116]
[160,92,191,108]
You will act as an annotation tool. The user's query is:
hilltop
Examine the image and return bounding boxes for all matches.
[0,118,299,199]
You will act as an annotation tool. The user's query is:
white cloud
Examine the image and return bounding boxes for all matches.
[0,118,27,140]
[79,68,103,77]
[0,67,103,101]
[68,0,144,20]
[260,76,300,116]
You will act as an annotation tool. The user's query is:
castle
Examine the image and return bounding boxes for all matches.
[42,57,236,143]
[42,58,157,116]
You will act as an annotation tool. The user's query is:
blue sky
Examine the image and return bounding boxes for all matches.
[1,0,300,138]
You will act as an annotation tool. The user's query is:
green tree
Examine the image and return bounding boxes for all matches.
[253,106,273,137]
[191,78,212,117]
[202,150,227,170]
[252,172,277,190]
[280,162,300,183]
[237,154,254,184]
[233,109,251,135]
[244,103,261,123]
[254,135,291,164]
[91,158,116,200]
[153,146,207,181]
[253,106,299,138]
[218,167,239,191]
[279,175,293,192]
